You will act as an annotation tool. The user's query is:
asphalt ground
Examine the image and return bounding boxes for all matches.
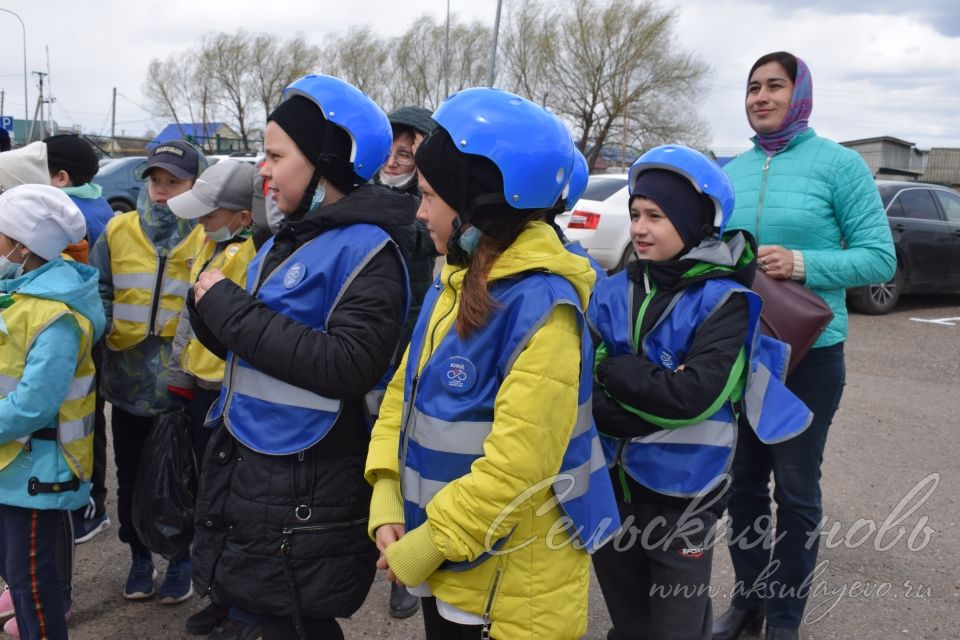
[3,292,959,639]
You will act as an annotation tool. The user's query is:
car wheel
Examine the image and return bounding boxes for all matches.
[609,243,636,275]
[849,264,905,315]
[108,199,133,214]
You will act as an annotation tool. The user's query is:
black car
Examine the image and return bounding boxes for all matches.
[848,180,960,314]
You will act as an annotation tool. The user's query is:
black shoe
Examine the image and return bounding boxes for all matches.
[712,606,764,640]
[765,626,798,640]
[389,582,420,619]
[209,619,262,640]
[185,602,227,635]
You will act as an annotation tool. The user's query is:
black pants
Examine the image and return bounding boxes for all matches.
[74,344,107,519]
[0,506,69,640]
[111,405,155,553]
[421,597,485,640]
[190,387,220,477]
[593,474,720,640]
[260,614,342,640]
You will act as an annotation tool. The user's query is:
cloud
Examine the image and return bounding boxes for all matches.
[747,0,960,37]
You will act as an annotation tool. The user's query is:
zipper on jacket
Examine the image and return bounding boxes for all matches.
[480,561,504,640]
[147,255,167,335]
[754,155,773,245]
[400,268,461,472]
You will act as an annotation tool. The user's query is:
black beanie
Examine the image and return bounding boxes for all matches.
[631,169,715,250]
[44,134,99,186]
[414,127,507,230]
[268,96,357,194]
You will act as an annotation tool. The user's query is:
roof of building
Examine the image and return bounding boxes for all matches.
[840,135,916,148]
[922,147,960,184]
[149,123,240,148]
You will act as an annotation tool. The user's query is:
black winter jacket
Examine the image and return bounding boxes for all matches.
[189,184,412,620]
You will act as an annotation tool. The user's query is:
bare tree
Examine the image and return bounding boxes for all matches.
[199,32,256,151]
[251,33,323,119]
[321,27,391,107]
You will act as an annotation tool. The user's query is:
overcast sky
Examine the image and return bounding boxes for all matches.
[2,0,959,152]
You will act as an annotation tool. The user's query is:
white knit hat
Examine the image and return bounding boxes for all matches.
[0,184,86,260]
[0,142,51,192]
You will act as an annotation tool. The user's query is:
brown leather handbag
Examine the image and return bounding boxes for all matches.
[751,270,834,375]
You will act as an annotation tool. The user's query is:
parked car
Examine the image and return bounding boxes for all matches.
[93,155,147,213]
[557,173,632,271]
[206,153,260,166]
[848,180,960,314]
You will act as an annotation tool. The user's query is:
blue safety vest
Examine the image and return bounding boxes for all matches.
[589,270,812,497]
[400,271,621,567]
[208,223,406,455]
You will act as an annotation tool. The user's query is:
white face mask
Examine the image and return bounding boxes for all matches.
[379,169,416,189]
[0,245,25,280]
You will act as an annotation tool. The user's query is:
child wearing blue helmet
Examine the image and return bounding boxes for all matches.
[366,87,620,640]
[588,145,810,640]
[187,75,412,640]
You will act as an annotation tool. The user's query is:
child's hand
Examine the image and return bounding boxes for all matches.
[194,269,226,302]
[375,523,406,584]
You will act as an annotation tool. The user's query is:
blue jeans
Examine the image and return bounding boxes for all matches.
[725,343,845,629]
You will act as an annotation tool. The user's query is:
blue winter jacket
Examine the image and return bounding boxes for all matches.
[0,259,106,510]
[724,129,896,347]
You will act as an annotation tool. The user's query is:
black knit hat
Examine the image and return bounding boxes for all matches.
[631,169,715,252]
[388,106,437,136]
[268,95,356,194]
[414,127,505,228]
[44,134,100,186]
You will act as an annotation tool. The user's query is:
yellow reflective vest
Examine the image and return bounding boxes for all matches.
[0,294,96,480]
[104,212,203,351]
[181,236,257,383]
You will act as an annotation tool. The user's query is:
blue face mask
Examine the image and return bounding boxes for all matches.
[309,180,327,210]
[204,214,242,243]
[0,246,25,280]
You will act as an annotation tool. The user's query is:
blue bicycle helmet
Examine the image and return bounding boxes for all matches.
[283,74,392,181]
[627,145,734,236]
[561,149,590,210]
[431,87,576,210]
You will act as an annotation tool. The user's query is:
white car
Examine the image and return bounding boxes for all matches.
[557,173,632,272]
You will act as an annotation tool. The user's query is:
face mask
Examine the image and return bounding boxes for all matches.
[309,180,327,210]
[205,214,242,243]
[379,169,416,189]
[0,246,25,280]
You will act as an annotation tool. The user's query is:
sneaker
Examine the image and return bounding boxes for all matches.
[0,587,14,620]
[186,601,227,635]
[158,558,194,605]
[388,582,420,618]
[73,511,111,544]
[3,607,72,638]
[209,618,262,640]
[123,549,157,600]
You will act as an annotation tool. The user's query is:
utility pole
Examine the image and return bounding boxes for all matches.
[28,71,47,142]
[1,90,5,117]
[46,46,53,136]
[111,87,117,144]
[486,0,503,87]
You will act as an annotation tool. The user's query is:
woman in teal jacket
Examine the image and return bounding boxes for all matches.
[714,52,895,640]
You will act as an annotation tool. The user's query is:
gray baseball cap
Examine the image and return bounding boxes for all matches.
[168,160,257,219]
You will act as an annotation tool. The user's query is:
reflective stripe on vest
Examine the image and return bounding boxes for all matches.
[400,272,620,566]
[210,223,406,455]
[182,238,257,383]
[105,213,201,351]
[589,271,812,497]
[0,294,96,481]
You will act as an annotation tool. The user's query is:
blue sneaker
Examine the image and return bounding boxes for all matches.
[123,549,156,600]
[158,558,194,605]
[73,511,111,544]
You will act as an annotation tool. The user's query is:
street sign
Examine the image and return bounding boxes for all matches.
[0,116,13,133]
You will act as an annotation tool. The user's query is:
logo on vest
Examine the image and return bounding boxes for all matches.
[443,356,476,394]
[284,262,307,289]
[225,243,242,258]
[657,348,677,370]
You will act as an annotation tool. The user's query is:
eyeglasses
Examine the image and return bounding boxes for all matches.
[387,150,415,167]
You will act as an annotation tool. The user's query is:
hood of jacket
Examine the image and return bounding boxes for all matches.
[1,258,106,341]
[627,229,758,292]
[281,183,418,262]
[440,220,597,309]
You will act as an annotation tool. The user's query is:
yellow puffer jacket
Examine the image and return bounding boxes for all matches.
[365,221,597,640]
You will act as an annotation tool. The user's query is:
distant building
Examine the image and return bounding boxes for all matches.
[149,122,244,153]
[840,136,926,180]
[921,148,960,188]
